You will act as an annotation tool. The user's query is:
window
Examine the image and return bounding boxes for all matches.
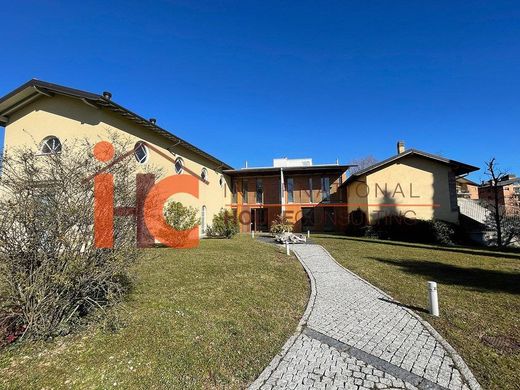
[219,175,225,187]
[256,178,263,204]
[134,142,148,164]
[40,136,62,154]
[232,181,237,203]
[201,205,207,234]
[201,167,208,181]
[242,179,248,204]
[287,178,294,203]
[309,177,314,203]
[174,157,184,174]
[321,177,330,202]
[448,172,457,211]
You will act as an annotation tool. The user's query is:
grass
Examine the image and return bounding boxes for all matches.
[0,236,308,389]
[313,234,520,390]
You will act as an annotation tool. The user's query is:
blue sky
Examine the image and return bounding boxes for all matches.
[1,1,519,181]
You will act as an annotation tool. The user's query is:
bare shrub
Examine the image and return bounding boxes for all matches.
[0,134,157,341]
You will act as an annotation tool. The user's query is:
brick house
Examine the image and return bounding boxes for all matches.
[479,175,520,216]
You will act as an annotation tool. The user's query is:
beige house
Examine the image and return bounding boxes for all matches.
[0,80,480,234]
[0,80,233,235]
[343,142,479,224]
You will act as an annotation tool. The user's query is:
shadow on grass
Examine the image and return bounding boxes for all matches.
[370,257,520,295]
[378,297,429,313]
[319,235,520,261]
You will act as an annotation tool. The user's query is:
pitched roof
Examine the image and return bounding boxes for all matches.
[0,79,233,170]
[480,177,520,188]
[456,176,479,186]
[344,148,479,185]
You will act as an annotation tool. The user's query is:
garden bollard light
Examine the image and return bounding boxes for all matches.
[286,242,290,256]
[307,230,310,238]
[428,281,439,317]
[251,230,255,239]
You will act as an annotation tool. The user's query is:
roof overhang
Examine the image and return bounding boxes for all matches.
[0,79,233,170]
[224,164,354,177]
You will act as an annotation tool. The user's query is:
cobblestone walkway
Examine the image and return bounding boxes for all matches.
[250,244,480,390]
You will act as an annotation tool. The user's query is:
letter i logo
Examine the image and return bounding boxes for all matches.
[93,141,116,248]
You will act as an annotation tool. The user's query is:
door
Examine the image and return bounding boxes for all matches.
[251,208,268,231]
[301,207,315,232]
[324,207,335,232]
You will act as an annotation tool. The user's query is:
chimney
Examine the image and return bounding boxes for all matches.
[397,140,405,154]
[149,118,157,124]
[102,91,112,100]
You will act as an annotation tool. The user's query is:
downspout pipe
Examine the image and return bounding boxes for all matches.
[280,168,285,215]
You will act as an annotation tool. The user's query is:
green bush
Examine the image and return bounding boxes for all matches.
[344,208,368,237]
[206,209,239,238]
[365,215,456,245]
[270,214,294,234]
[164,201,199,231]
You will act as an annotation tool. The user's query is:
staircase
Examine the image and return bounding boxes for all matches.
[458,198,490,225]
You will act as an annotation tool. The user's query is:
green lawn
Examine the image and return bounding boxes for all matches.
[0,236,308,389]
[313,234,520,390]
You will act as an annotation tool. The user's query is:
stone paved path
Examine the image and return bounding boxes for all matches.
[250,244,480,390]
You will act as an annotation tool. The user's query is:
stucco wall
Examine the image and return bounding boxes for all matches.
[2,94,232,234]
[347,156,459,224]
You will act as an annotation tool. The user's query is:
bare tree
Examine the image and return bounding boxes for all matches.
[481,158,519,247]
[348,155,378,174]
[0,134,160,340]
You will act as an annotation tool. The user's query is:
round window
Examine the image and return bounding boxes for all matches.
[134,142,148,164]
[201,168,208,181]
[41,136,62,154]
[174,158,184,174]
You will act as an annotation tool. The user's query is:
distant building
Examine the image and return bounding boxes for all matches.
[479,175,520,215]
[456,177,479,200]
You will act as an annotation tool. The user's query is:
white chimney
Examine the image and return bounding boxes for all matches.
[397,141,405,154]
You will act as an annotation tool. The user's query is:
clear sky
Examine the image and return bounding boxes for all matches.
[1,1,519,181]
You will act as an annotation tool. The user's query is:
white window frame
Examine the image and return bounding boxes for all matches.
[174,157,184,174]
[134,141,149,164]
[40,136,62,155]
[201,205,207,234]
[201,167,208,181]
[321,177,330,203]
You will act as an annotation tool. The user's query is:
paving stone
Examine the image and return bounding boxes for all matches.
[250,245,477,390]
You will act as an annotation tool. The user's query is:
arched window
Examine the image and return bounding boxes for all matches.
[134,141,148,164]
[40,136,62,154]
[201,167,208,182]
[201,205,207,234]
[174,157,184,174]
